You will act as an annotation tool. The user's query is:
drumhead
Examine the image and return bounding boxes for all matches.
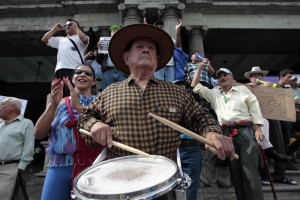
[73,155,180,199]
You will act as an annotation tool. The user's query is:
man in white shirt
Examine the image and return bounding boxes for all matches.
[0,97,34,200]
[192,66,265,200]
[41,19,89,96]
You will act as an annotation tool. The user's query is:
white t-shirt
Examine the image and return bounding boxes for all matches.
[47,35,89,71]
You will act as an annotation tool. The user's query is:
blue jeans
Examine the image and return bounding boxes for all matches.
[154,65,175,82]
[179,145,202,200]
[41,166,73,200]
[102,69,127,90]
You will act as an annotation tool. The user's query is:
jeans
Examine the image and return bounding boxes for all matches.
[102,69,127,90]
[41,166,73,200]
[179,145,202,200]
[154,65,175,82]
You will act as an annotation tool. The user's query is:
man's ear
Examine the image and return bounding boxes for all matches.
[123,52,128,65]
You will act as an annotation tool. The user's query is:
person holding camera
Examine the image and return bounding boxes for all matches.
[41,19,89,97]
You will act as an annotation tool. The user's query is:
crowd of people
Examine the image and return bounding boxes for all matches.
[0,18,300,200]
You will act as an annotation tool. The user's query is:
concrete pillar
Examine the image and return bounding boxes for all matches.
[119,4,142,26]
[161,6,180,40]
[188,26,206,57]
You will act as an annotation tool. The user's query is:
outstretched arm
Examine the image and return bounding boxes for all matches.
[175,19,182,48]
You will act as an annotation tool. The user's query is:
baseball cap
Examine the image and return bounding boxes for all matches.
[110,25,120,31]
[215,68,233,78]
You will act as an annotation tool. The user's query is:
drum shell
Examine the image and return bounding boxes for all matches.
[72,155,182,200]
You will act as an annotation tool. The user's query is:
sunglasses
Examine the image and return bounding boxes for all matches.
[74,69,93,77]
[64,23,73,27]
[156,25,164,29]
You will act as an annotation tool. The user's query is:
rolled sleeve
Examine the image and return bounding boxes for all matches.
[19,120,35,170]
[78,95,102,145]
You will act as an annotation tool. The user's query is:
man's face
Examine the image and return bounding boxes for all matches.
[111,28,119,37]
[281,73,293,85]
[123,38,159,74]
[217,72,233,88]
[250,73,264,85]
[65,21,75,35]
[0,99,12,119]
[191,52,200,62]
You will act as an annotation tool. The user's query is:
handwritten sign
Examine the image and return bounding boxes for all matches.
[245,86,296,122]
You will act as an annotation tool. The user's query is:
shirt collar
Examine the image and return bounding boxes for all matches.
[6,114,23,124]
[127,75,161,85]
[220,85,239,94]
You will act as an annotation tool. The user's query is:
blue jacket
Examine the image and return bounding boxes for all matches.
[174,46,189,81]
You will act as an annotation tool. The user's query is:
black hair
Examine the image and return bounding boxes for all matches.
[74,64,95,80]
[279,69,294,77]
[66,19,80,28]
[154,20,164,27]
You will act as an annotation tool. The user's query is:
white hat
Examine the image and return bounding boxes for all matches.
[215,68,233,78]
[244,66,269,79]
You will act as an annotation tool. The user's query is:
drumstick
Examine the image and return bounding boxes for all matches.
[79,129,155,159]
[149,113,239,159]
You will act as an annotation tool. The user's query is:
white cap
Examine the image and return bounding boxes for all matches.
[215,68,233,78]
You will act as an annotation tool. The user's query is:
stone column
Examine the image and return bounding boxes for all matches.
[119,4,142,26]
[161,6,180,40]
[188,26,206,57]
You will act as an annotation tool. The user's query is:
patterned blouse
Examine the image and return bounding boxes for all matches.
[47,94,97,167]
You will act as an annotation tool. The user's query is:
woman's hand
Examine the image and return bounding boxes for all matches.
[50,78,63,107]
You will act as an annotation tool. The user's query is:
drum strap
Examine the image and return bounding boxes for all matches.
[177,148,184,177]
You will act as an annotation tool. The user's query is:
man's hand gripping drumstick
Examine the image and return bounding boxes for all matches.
[79,128,155,159]
[149,113,238,160]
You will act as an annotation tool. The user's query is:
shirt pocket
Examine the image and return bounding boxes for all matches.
[153,106,182,125]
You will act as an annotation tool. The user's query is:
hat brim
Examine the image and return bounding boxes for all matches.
[108,24,174,75]
[244,70,269,79]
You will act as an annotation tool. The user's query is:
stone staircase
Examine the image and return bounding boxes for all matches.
[262,165,300,200]
[197,151,300,200]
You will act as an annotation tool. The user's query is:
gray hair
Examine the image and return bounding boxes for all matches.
[5,97,22,112]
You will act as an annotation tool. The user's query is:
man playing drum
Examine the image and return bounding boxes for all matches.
[78,24,234,163]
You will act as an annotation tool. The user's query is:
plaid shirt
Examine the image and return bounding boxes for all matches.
[78,75,221,160]
[185,62,210,84]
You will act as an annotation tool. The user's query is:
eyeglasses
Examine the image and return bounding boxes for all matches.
[64,23,73,27]
[74,69,93,77]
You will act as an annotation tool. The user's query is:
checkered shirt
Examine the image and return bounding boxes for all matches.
[185,62,210,84]
[78,75,221,160]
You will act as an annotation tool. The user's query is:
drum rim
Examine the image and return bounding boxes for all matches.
[72,155,181,199]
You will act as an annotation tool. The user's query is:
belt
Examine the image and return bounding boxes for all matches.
[221,120,252,139]
[180,139,198,147]
[0,160,19,165]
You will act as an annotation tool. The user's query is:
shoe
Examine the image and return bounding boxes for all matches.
[261,178,270,185]
[264,147,293,162]
[274,177,298,185]
[287,162,299,171]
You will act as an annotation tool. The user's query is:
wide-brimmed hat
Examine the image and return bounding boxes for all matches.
[215,68,233,78]
[244,66,269,79]
[108,23,174,75]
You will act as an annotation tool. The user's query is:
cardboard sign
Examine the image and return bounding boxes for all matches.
[245,86,296,122]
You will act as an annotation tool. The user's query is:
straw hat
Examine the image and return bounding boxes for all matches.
[108,23,174,75]
[244,66,269,79]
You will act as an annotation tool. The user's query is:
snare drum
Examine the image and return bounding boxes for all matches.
[72,155,184,200]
